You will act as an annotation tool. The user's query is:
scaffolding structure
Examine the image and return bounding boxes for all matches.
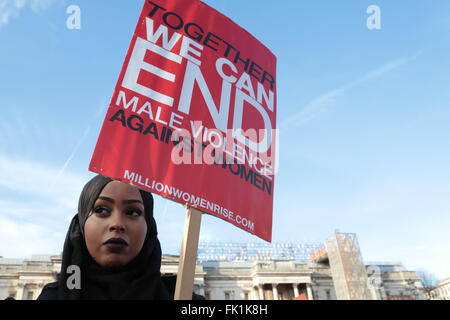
[197,241,324,262]
[325,231,372,300]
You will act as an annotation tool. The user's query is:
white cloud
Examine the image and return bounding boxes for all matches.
[0,216,63,257]
[0,153,89,207]
[0,0,61,27]
[29,0,58,12]
[0,153,92,257]
[279,50,424,130]
[0,0,23,25]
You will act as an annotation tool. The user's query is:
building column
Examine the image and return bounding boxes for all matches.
[252,287,258,300]
[16,283,25,300]
[272,283,279,300]
[306,283,314,300]
[37,282,45,299]
[198,284,205,296]
[293,283,300,297]
[258,285,264,300]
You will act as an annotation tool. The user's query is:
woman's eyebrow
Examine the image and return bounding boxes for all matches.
[97,196,143,205]
[98,196,114,203]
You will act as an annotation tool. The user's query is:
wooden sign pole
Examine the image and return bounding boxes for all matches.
[174,206,202,300]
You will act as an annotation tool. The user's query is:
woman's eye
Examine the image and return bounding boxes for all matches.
[127,209,142,217]
[93,206,110,215]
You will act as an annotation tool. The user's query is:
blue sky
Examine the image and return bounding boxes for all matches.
[0,0,449,281]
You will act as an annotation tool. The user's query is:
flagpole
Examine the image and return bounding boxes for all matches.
[174,206,202,300]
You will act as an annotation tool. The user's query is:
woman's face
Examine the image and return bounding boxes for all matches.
[84,181,148,268]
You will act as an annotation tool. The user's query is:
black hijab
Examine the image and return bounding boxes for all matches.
[56,174,170,300]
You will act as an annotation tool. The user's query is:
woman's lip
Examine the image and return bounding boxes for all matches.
[104,238,128,246]
[104,242,128,252]
[103,238,128,252]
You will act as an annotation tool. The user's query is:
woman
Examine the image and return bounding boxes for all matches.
[38,174,171,299]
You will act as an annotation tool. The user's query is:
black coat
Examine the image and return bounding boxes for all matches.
[37,275,205,300]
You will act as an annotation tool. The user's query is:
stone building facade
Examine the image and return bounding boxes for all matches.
[0,255,60,300]
[0,253,425,300]
[428,278,450,300]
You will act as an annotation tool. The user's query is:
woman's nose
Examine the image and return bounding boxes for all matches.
[109,212,126,233]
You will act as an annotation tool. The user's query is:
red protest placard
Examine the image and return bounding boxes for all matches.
[89,0,277,241]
